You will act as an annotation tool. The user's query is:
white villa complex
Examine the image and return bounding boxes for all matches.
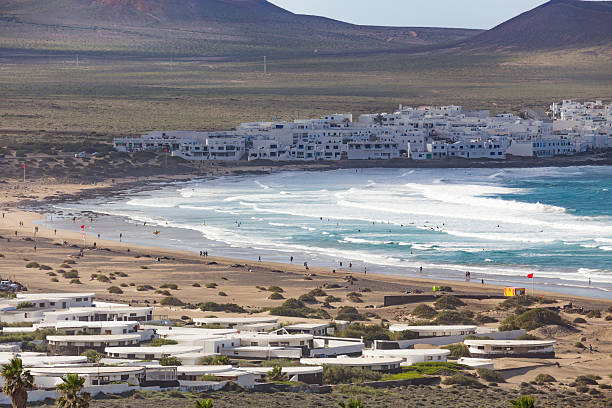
[113,100,611,162]
[0,291,557,402]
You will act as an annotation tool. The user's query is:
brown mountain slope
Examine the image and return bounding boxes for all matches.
[460,0,612,51]
[0,0,481,57]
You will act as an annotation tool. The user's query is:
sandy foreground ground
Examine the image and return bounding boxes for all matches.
[0,178,611,391]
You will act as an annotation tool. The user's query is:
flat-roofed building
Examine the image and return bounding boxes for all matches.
[47,334,142,355]
[300,357,401,373]
[388,325,477,338]
[193,317,278,329]
[284,323,331,336]
[30,366,145,388]
[238,366,323,385]
[464,340,556,358]
[363,348,450,365]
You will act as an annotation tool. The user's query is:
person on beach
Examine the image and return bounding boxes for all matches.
[339,261,342,267]
[481,279,484,285]
[419,266,423,272]
[290,256,293,263]
[349,263,352,269]
[119,233,122,242]
[258,256,261,262]
[364,266,367,275]
[54,229,57,235]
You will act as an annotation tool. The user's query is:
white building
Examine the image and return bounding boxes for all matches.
[362,348,450,365]
[464,340,556,358]
[388,325,478,338]
[300,357,402,373]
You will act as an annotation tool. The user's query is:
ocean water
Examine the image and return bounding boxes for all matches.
[45,166,612,298]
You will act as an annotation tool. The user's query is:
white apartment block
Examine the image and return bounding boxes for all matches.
[111,101,610,162]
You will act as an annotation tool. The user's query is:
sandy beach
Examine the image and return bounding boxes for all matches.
[1,176,611,392]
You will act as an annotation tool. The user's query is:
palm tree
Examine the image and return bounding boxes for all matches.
[1,357,34,408]
[339,398,365,408]
[267,366,288,382]
[56,374,90,408]
[510,395,536,408]
[194,399,214,408]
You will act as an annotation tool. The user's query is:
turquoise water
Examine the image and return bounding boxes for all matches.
[48,166,612,297]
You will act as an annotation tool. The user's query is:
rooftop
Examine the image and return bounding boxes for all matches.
[47,334,141,342]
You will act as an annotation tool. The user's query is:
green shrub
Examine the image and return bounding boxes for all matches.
[534,373,556,384]
[205,283,217,289]
[160,356,182,366]
[64,271,79,279]
[137,285,155,291]
[63,259,76,264]
[199,302,246,313]
[336,323,391,342]
[51,278,59,282]
[573,317,587,324]
[498,295,539,310]
[411,304,437,319]
[499,308,566,331]
[96,274,110,283]
[115,272,128,277]
[346,292,363,303]
[477,368,505,383]
[442,374,485,388]
[516,334,540,340]
[434,310,475,325]
[574,342,585,349]
[509,396,536,408]
[308,288,327,297]
[434,295,465,310]
[38,265,52,271]
[159,296,185,307]
[323,365,382,384]
[198,355,230,365]
[586,310,601,319]
[70,278,81,284]
[120,283,128,288]
[218,291,228,297]
[298,293,317,303]
[269,292,284,300]
[441,343,470,359]
[325,295,341,303]
[156,289,171,296]
[148,338,178,347]
[160,283,178,290]
[15,302,35,309]
[192,283,201,287]
[575,375,600,385]
[81,349,104,363]
[268,286,284,293]
[335,306,366,321]
[25,262,40,268]
[403,361,467,376]
[47,272,57,277]
[198,375,224,382]
[107,286,123,294]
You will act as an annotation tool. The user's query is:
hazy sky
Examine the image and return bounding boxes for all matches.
[268,0,550,29]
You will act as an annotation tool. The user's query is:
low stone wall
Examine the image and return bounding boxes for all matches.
[384,294,507,307]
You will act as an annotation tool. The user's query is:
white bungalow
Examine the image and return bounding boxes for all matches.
[283,323,331,336]
[16,293,95,308]
[222,346,302,360]
[47,334,142,355]
[42,305,153,323]
[36,320,139,335]
[464,340,556,358]
[105,345,203,360]
[362,348,450,365]
[388,325,477,338]
[193,317,278,329]
[30,366,145,388]
[300,357,401,373]
[238,366,323,384]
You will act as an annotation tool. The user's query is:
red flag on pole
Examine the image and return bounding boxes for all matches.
[22,164,26,169]
[80,225,85,229]
[527,273,534,279]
